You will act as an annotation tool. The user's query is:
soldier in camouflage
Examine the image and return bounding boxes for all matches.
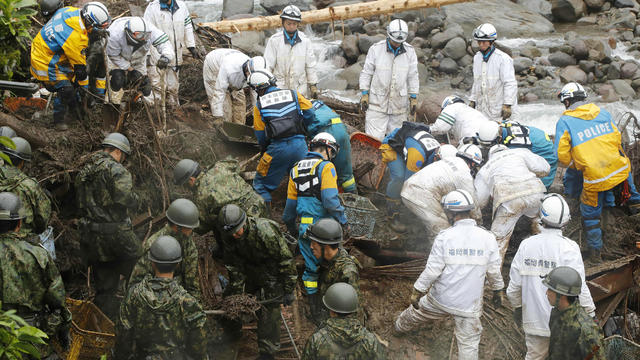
[302,283,386,360]
[0,192,71,358]
[129,198,201,299]
[218,204,297,360]
[543,266,606,360]
[75,133,140,319]
[0,136,52,236]
[173,158,267,234]
[116,235,208,359]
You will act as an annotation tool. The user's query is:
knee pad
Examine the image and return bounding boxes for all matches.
[110,70,126,91]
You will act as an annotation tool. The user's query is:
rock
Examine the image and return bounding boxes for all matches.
[357,35,384,54]
[345,18,365,34]
[261,0,313,13]
[337,62,363,89]
[418,93,450,123]
[560,65,588,83]
[607,11,637,30]
[632,78,640,90]
[534,66,548,78]
[341,35,359,63]
[457,54,473,67]
[577,16,598,25]
[584,0,605,9]
[523,92,540,103]
[598,84,620,102]
[222,0,253,18]
[548,51,577,67]
[438,57,459,74]
[230,31,265,56]
[621,62,639,79]
[635,25,640,37]
[579,60,597,73]
[550,45,574,55]
[607,62,622,80]
[602,2,611,10]
[516,0,553,20]
[363,21,379,36]
[564,31,578,42]
[331,56,347,69]
[609,79,636,98]
[622,31,635,42]
[614,0,639,8]
[569,39,589,60]
[318,76,347,91]
[521,47,542,59]
[410,37,427,49]
[513,57,533,74]
[584,39,613,63]
[551,0,585,22]
[431,23,464,49]
[415,14,444,37]
[443,37,467,60]
[418,63,429,87]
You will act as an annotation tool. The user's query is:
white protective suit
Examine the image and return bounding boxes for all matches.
[359,40,419,140]
[507,227,596,360]
[400,157,481,244]
[475,148,549,260]
[430,102,491,145]
[144,0,196,106]
[395,218,503,360]
[469,48,518,122]
[202,48,251,123]
[264,29,318,98]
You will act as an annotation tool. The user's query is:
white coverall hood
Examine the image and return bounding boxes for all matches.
[264,29,318,97]
[469,47,517,122]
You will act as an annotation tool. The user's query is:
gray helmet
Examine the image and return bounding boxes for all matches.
[9,137,32,162]
[39,0,63,17]
[542,266,581,297]
[219,204,246,234]
[0,126,16,138]
[322,282,358,314]
[148,235,182,264]
[306,218,342,245]
[0,192,25,221]
[101,132,131,155]
[173,159,199,185]
[166,198,200,229]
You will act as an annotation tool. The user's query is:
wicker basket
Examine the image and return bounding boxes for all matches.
[604,335,640,360]
[65,299,115,360]
[339,193,378,238]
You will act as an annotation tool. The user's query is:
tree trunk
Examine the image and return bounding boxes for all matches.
[0,112,48,148]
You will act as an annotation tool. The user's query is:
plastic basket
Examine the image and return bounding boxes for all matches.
[339,193,378,238]
[66,299,115,360]
[604,335,640,360]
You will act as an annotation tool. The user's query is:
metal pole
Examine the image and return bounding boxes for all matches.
[281,309,301,359]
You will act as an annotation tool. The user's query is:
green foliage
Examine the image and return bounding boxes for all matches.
[0,302,48,360]
[0,0,37,80]
[0,136,15,166]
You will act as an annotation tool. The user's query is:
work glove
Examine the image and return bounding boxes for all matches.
[410,288,425,310]
[468,100,476,109]
[341,223,351,241]
[309,84,319,99]
[492,289,505,308]
[57,327,71,351]
[139,75,152,97]
[360,93,369,112]
[282,291,296,306]
[286,222,298,238]
[501,104,512,119]
[409,97,418,115]
[513,307,523,328]
[74,64,88,82]
[188,46,203,60]
[157,55,170,70]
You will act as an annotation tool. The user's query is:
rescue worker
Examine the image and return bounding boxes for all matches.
[400,144,483,248]
[475,145,549,260]
[116,235,208,359]
[380,121,440,232]
[202,48,251,124]
[555,82,640,262]
[30,2,111,130]
[477,120,557,189]
[129,198,201,298]
[144,0,200,106]
[306,218,360,324]
[542,266,606,360]
[395,190,505,360]
[0,192,71,357]
[302,283,387,360]
[430,95,491,146]
[75,133,140,319]
[359,19,419,140]
[0,137,52,236]
[218,204,297,360]
[307,100,356,193]
[106,16,174,105]
[264,5,319,98]
[469,23,517,122]
[38,0,63,22]
[173,158,267,232]
[507,194,596,360]
[249,69,314,207]
[283,133,348,297]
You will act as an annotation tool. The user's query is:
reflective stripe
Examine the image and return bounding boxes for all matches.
[330,117,342,124]
[31,67,49,77]
[301,217,314,224]
[583,164,629,184]
[342,177,355,188]
[304,280,317,288]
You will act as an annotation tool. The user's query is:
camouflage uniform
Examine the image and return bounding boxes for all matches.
[75,151,141,318]
[0,165,51,236]
[116,275,208,360]
[220,216,297,357]
[317,249,362,322]
[0,232,71,357]
[548,301,606,360]
[302,315,386,360]
[129,224,201,299]
[194,159,266,234]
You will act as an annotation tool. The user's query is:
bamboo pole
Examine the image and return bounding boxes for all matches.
[200,0,473,33]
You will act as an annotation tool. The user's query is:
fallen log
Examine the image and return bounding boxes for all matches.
[200,0,473,33]
[318,94,359,115]
[0,112,48,148]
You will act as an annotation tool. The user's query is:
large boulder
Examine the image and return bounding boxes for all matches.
[442,37,468,60]
[443,0,554,37]
[431,23,464,49]
[551,0,586,22]
[560,65,588,83]
[614,0,639,8]
[513,57,533,74]
[621,62,639,79]
[569,39,589,60]
[222,0,253,18]
[597,84,620,102]
[341,34,359,63]
[584,0,605,9]
[337,62,363,89]
[606,11,637,29]
[548,51,577,66]
[438,57,459,74]
[230,31,265,56]
[261,0,313,13]
[609,79,636,98]
[415,14,444,37]
[584,39,612,63]
[417,92,450,123]
[357,35,385,54]
[516,0,553,20]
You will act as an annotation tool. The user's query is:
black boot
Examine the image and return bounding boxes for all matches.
[386,198,407,233]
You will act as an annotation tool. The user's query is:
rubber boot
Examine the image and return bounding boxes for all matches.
[629,203,640,216]
[306,293,326,327]
[52,111,68,131]
[386,198,407,233]
[588,248,602,263]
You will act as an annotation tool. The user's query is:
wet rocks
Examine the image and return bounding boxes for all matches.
[438,58,459,74]
[415,14,444,37]
[337,62,363,89]
[569,39,589,60]
[549,51,577,66]
[621,62,639,79]
[551,0,586,22]
[513,57,534,74]
[560,65,588,83]
[341,34,359,63]
[442,37,467,60]
[357,35,384,54]
[584,0,605,9]
[609,79,636,98]
[614,0,639,8]
[430,23,464,49]
[222,0,254,18]
[598,84,620,102]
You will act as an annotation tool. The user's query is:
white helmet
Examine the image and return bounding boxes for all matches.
[472,23,497,41]
[477,121,501,146]
[310,132,339,159]
[243,56,267,78]
[441,95,464,110]
[442,189,475,212]
[248,70,275,91]
[437,144,458,159]
[456,144,483,165]
[488,144,508,159]
[558,82,587,103]
[540,193,571,228]
[81,2,111,30]
[280,5,302,22]
[125,17,150,46]
[387,19,409,43]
